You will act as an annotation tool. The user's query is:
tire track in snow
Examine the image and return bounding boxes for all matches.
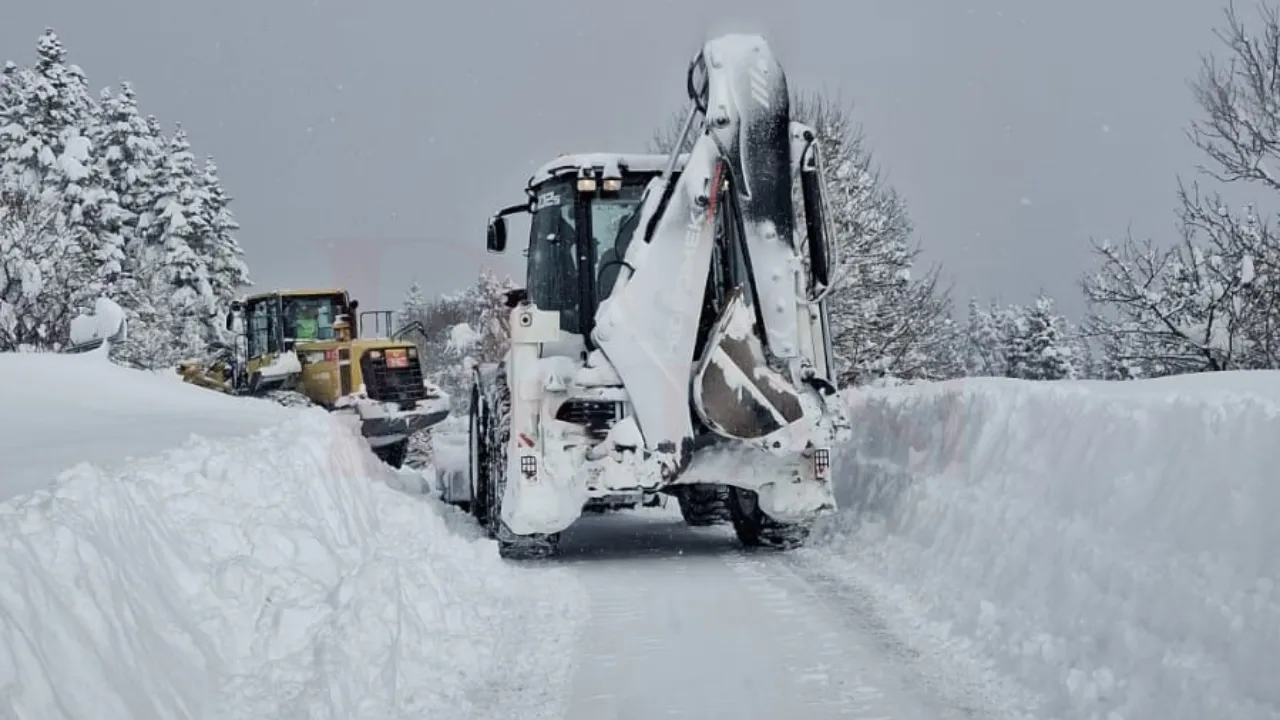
[550,507,974,718]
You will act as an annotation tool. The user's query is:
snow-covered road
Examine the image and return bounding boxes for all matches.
[5,350,1277,719]
[553,506,982,720]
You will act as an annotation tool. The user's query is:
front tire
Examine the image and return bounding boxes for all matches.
[372,438,409,469]
[727,486,810,550]
[468,384,489,526]
[481,369,559,560]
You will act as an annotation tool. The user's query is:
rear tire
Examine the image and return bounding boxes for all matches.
[372,438,408,469]
[482,369,559,560]
[727,486,809,550]
[676,484,731,526]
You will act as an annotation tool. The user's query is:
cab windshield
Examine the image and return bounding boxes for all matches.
[526,178,646,334]
[282,294,347,341]
[591,183,645,301]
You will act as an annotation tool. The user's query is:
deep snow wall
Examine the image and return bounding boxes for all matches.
[824,373,1280,720]
[0,408,585,720]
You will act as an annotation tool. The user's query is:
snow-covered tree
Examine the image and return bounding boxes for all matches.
[398,269,518,467]
[964,297,1011,376]
[197,156,250,317]
[1082,223,1260,375]
[397,280,430,330]
[399,269,517,414]
[1,28,251,362]
[652,90,959,386]
[1084,4,1280,377]
[1003,293,1080,380]
[0,30,125,314]
[124,124,212,362]
[964,294,1082,380]
[0,194,83,350]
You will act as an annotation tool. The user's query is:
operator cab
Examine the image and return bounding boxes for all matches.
[486,153,689,339]
[236,290,357,357]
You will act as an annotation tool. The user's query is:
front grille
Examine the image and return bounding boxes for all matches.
[555,399,621,441]
[360,351,428,405]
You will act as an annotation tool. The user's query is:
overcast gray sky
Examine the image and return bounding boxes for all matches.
[2,0,1243,317]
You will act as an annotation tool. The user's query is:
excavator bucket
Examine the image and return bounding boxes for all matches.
[691,286,805,440]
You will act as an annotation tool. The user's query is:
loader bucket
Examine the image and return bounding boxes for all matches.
[691,287,805,440]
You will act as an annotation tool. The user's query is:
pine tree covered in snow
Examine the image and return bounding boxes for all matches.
[197,157,250,307]
[964,298,1011,377]
[1003,293,1080,380]
[0,29,250,360]
[0,195,80,349]
[398,280,430,329]
[964,293,1081,380]
[0,30,107,348]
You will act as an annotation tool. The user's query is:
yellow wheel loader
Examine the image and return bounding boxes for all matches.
[177,288,450,468]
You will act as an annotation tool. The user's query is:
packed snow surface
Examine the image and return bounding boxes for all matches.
[820,372,1280,720]
[0,353,585,719]
[0,352,294,500]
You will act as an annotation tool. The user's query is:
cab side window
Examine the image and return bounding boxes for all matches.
[246,300,280,357]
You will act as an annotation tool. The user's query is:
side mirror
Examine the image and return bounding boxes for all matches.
[350,298,359,311]
[487,216,507,253]
[503,288,528,308]
[225,311,235,332]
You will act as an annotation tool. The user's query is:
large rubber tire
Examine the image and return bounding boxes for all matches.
[372,438,408,469]
[482,370,559,560]
[468,383,489,526]
[727,486,810,550]
[676,483,731,526]
[263,389,315,408]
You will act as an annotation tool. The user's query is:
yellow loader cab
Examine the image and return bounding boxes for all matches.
[181,288,449,468]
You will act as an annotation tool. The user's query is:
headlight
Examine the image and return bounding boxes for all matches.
[576,177,597,193]
[602,178,622,192]
[369,350,382,359]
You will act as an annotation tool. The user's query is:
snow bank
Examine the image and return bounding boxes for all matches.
[820,373,1280,720]
[0,352,293,500]
[68,296,127,350]
[0,361,586,719]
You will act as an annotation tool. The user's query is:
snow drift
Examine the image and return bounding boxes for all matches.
[0,351,295,501]
[0,354,585,719]
[821,373,1280,720]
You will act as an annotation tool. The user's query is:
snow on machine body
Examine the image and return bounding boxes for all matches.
[177,288,450,467]
[464,34,850,557]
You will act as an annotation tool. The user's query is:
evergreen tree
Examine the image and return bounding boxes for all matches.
[0,29,120,347]
[198,156,250,316]
[398,280,429,328]
[1,28,253,359]
[964,297,1010,376]
[1004,293,1080,380]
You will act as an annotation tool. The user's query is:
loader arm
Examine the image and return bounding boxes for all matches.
[592,34,835,475]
